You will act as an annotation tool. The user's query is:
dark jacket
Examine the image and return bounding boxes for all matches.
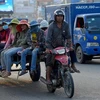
[31,29,45,49]
[11,29,31,48]
[46,21,71,49]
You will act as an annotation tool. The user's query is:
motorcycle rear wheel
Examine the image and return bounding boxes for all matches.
[63,71,74,98]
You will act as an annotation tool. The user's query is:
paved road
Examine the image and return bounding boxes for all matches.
[0,59,100,100]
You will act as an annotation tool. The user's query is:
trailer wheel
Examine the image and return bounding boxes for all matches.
[76,46,86,63]
[29,63,40,82]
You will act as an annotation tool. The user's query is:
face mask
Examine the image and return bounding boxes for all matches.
[31,26,39,33]
[3,25,8,30]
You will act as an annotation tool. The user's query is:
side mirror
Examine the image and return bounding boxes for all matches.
[84,23,88,29]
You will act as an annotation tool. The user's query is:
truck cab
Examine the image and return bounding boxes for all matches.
[74,13,100,63]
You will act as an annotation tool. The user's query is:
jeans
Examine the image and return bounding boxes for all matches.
[20,48,32,70]
[0,43,5,52]
[4,47,23,72]
[1,49,8,70]
[0,43,5,65]
[31,48,39,71]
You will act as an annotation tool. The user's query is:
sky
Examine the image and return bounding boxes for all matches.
[0,0,13,11]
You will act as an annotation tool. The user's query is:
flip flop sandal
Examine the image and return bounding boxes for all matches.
[18,70,28,76]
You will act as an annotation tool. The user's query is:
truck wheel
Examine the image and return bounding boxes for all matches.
[29,63,40,82]
[76,46,86,63]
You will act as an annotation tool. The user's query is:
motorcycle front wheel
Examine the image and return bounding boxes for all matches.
[63,71,74,98]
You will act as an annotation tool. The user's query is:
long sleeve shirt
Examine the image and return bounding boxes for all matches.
[46,21,71,49]
[0,29,10,43]
[31,29,45,48]
[4,33,15,49]
[11,29,31,49]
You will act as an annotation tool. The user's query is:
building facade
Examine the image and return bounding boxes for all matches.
[0,0,100,21]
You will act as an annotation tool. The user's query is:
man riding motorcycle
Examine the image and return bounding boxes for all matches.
[45,9,80,85]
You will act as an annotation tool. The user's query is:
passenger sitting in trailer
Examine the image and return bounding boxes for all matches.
[0,18,20,73]
[0,20,10,52]
[1,19,31,78]
[0,19,45,82]
[16,20,45,81]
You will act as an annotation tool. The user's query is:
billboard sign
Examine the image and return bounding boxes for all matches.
[0,0,5,4]
[0,0,13,14]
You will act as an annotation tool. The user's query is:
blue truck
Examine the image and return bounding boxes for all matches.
[45,3,100,63]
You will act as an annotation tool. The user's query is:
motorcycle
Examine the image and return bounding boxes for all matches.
[40,46,74,98]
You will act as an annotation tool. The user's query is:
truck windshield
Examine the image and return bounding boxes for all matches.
[86,15,100,33]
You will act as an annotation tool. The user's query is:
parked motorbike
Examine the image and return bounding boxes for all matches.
[40,46,74,98]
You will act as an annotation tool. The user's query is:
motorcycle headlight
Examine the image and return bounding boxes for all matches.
[56,49,65,54]
[87,42,99,47]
